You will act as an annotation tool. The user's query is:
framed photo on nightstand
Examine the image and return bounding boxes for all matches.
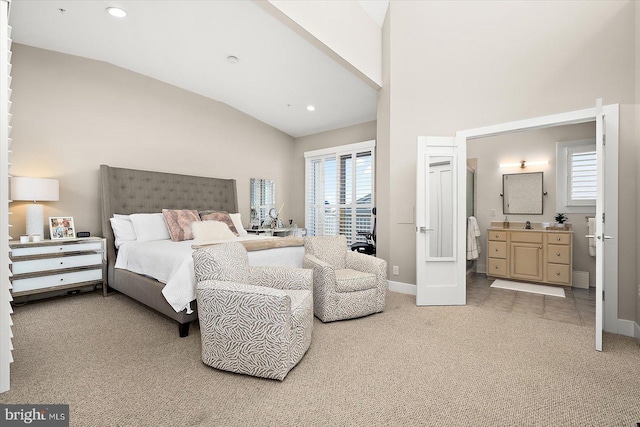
[49,216,76,239]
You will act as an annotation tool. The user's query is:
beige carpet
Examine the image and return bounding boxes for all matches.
[1,291,639,426]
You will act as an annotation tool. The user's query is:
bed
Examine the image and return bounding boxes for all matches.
[100,165,303,337]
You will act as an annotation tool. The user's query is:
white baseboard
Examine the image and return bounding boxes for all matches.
[616,319,637,338]
[388,280,416,295]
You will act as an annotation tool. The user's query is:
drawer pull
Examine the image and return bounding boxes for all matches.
[495,248,499,252]
[495,266,499,269]
[556,272,561,276]
[60,278,64,281]
[60,261,64,265]
[556,253,561,256]
[495,234,499,238]
[557,237,561,241]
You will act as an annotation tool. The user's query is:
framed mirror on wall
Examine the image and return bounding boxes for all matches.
[503,172,544,214]
[250,178,275,227]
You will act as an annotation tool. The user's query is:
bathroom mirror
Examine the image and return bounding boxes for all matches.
[250,178,275,227]
[427,157,455,259]
[503,172,543,214]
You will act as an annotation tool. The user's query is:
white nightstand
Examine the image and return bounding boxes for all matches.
[245,228,306,237]
[9,237,106,299]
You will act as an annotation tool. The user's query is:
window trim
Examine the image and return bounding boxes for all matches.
[556,138,596,214]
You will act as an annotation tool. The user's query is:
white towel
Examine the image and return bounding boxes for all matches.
[587,217,596,257]
[466,216,481,260]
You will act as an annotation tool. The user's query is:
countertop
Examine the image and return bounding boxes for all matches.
[488,227,573,233]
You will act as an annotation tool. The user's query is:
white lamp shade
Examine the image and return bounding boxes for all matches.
[11,177,59,202]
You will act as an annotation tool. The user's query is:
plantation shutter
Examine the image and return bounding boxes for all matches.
[567,144,596,206]
[1,0,13,393]
[305,141,375,246]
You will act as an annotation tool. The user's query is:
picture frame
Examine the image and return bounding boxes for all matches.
[49,216,76,240]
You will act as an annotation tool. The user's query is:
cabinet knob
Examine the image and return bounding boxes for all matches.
[495,248,498,252]
[557,237,561,241]
[556,272,561,276]
[495,234,499,238]
[59,278,64,281]
[495,266,499,269]
[556,253,561,256]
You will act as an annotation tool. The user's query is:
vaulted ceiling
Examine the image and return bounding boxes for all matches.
[9,1,380,137]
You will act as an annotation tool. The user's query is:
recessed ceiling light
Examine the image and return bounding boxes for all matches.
[106,7,127,18]
[307,105,316,112]
[227,56,239,64]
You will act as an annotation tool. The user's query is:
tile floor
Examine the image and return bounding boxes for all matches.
[467,273,596,327]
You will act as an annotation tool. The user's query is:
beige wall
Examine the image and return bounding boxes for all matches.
[381,0,637,320]
[635,2,640,334]
[468,123,597,286]
[291,121,377,226]
[376,9,392,271]
[10,44,295,238]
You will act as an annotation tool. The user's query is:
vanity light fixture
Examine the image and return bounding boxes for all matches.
[106,7,127,18]
[307,105,316,112]
[499,160,548,168]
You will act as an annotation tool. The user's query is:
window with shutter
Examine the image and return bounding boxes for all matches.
[567,146,596,205]
[556,138,596,213]
[305,141,375,246]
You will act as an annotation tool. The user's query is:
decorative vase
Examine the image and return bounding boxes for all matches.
[556,222,565,228]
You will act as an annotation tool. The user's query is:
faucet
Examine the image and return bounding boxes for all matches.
[525,221,532,229]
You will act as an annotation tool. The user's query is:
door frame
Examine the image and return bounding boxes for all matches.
[456,104,619,335]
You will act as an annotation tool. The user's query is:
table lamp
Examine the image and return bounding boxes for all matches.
[11,177,59,238]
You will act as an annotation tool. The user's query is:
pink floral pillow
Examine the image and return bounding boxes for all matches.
[162,209,200,242]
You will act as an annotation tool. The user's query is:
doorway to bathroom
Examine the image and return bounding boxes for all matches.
[416,102,619,351]
[465,121,597,333]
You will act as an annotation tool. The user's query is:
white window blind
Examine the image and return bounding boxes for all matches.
[1,0,13,393]
[305,141,375,246]
[556,138,596,214]
[567,144,596,206]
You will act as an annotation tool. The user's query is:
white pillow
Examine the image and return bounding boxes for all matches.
[230,213,247,236]
[129,213,171,242]
[110,215,137,248]
[192,220,236,241]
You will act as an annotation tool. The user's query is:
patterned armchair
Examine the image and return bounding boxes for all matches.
[193,242,313,381]
[303,235,387,322]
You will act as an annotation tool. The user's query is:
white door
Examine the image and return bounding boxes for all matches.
[593,100,611,352]
[416,137,466,305]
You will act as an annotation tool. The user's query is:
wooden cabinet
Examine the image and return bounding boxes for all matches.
[9,237,106,298]
[487,229,572,286]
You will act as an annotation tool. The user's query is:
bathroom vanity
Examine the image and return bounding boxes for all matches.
[487,227,573,286]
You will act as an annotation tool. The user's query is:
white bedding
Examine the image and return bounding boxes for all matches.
[114,236,305,314]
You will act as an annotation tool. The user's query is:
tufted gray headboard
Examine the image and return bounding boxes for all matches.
[100,165,238,283]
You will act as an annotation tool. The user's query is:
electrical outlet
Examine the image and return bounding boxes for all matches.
[490,209,496,217]
[392,266,399,276]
